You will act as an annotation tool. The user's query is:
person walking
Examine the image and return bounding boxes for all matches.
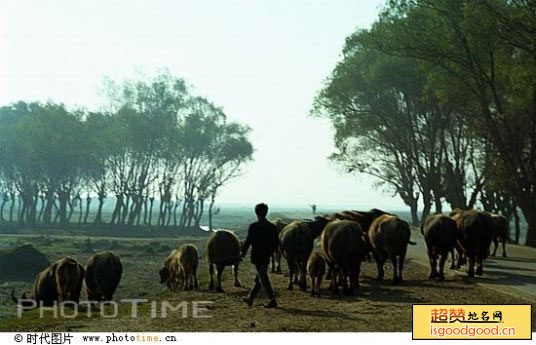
[241,203,279,308]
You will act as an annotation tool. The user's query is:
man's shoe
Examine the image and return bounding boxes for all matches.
[242,297,253,307]
[264,299,277,308]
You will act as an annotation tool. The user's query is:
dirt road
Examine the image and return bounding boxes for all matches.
[409,230,536,301]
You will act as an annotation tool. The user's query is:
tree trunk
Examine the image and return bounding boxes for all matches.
[95,194,105,224]
[143,198,148,224]
[16,195,21,222]
[514,207,520,244]
[78,197,83,224]
[28,188,38,225]
[127,196,143,225]
[110,194,123,225]
[52,199,60,223]
[37,196,45,222]
[173,201,179,227]
[208,196,215,231]
[148,198,154,226]
[433,193,443,214]
[84,197,91,224]
[58,191,68,225]
[157,200,166,227]
[67,196,75,222]
[0,194,7,221]
[121,194,130,225]
[517,197,536,247]
[43,191,54,224]
[420,191,432,225]
[524,213,536,247]
[8,193,15,222]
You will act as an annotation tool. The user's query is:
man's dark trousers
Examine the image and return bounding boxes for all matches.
[247,263,275,300]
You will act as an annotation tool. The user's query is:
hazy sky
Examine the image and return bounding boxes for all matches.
[0,0,407,209]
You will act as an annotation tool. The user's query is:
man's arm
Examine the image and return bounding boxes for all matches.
[241,225,253,257]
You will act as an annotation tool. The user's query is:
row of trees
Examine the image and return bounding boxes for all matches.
[313,0,535,246]
[0,72,253,230]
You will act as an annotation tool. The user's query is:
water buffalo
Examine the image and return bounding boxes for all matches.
[279,216,330,291]
[176,244,199,290]
[321,219,367,294]
[12,257,85,309]
[206,230,242,292]
[270,218,288,273]
[330,209,390,261]
[450,209,494,277]
[369,215,413,284]
[159,249,182,291]
[85,251,123,301]
[421,214,458,280]
[307,251,326,297]
[490,213,509,257]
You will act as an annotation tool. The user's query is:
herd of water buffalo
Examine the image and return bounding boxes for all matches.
[11,208,509,309]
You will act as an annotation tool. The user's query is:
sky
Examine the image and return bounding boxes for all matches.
[0,0,407,210]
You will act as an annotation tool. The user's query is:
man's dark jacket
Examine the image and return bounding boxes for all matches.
[242,219,279,266]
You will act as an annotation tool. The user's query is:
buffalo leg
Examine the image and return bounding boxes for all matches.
[428,252,438,279]
[208,263,215,290]
[467,255,476,277]
[73,278,83,303]
[187,273,192,290]
[438,253,447,281]
[190,272,194,290]
[454,241,465,269]
[502,237,507,258]
[299,262,307,291]
[287,260,296,290]
[491,237,498,256]
[317,274,323,297]
[449,249,456,269]
[194,269,199,289]
[375,254,386,281]
[233,263,242,287]
[216,265,224,292]
[330,268,339,294]
[276,250,282,273]
[390,255,399,284]
[398,253,405,283]
[326,265,332,280]
[476,257,483,276]
[353,263,361,290]
[271,254,276,273]
[342,271,352,295]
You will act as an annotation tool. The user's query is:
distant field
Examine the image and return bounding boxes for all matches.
[0,207,533,332]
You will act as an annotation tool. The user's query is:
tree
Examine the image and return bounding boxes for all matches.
[362,0,536,245]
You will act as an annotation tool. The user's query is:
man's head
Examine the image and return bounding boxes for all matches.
[255,203,269,220]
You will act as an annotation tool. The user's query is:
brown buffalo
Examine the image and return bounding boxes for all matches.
[369,215,412,284]
[176,244,199,290]
[12,257,85,309]
[330,209,389,261]
[421,214,458,281]
[270,218,288,273]
[307,251,326,297]
[206,230,242,292]
[450,209,494,277]
[159,249,182,291]
[490,213,509,258]
[321,219,367,294]
[85,251,123,301]
[279,216,330,291]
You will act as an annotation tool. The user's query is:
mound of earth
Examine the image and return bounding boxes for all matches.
[0,244,49,282]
